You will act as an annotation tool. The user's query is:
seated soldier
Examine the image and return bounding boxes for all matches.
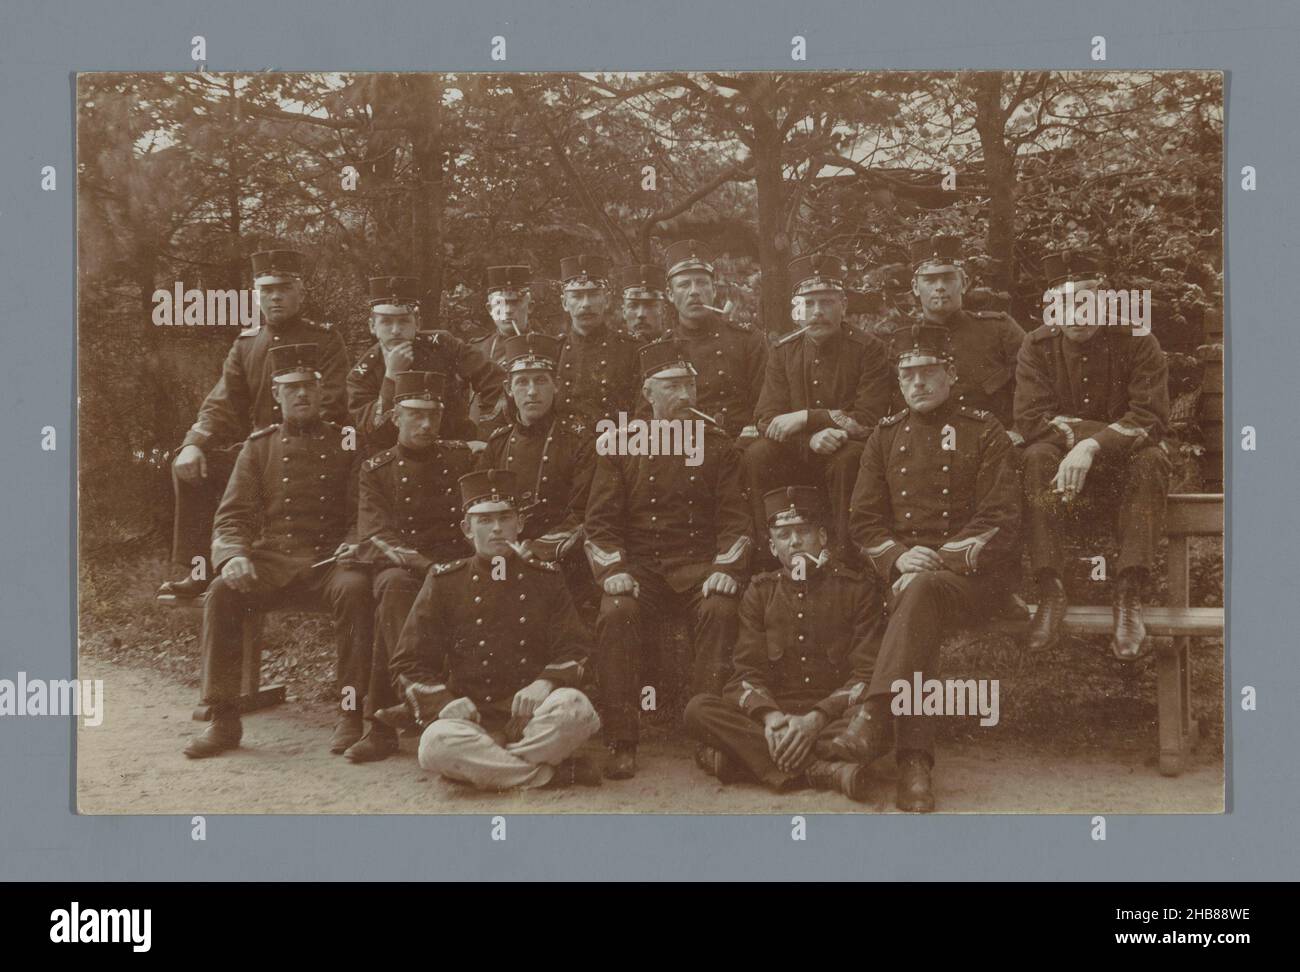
[831,325,1020,812]
[1015,252,1172,659]
[683,486,880,802]
[339,371,475,763]
[387,470,602,790]
[585,340,752,780]
[183,343,372,758]
[477,333,596,610]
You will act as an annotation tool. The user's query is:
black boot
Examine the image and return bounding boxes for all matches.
[896,750,935,812]
[604,743,637,780]
[693,743,745,784]
[1111,569,1148,660]
[329,711,365,755]
[344,722,399,763]
[183,706,242,759]
[804,759,871,802]
[157,575,211,601]
[824,698,893,766]
[1026,572,1068,650]
[545,754,604,788]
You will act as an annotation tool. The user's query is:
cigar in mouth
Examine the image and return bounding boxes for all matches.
[687,407,723,429]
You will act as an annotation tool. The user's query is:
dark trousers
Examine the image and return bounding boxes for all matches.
[199,563,373,712]
[169,444,241,574]
[365,565,423,719]
[869,569,1006,760]
[593,570,740,745]
[1022,442,1171,577]
[683,694,852,789]
[744,436,865,564]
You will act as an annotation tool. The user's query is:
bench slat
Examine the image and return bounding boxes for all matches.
[992,604,1224,638]
[1166,493,1224,536]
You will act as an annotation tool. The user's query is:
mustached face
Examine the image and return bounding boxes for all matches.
[394,403,443,447]
[669,271,716,323]
[912,268,966,316]
[897,362,955,413]
[622,298,665,340]
[370,311,419,349]
[273,377,323,421]
[768,522,828,570]
[642,375,698,420]
[461,509,522,557]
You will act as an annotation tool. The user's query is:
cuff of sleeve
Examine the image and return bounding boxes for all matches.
[806,408,832,433]
[864,539,905,581]
[541,659,585,688]
[181,430,211,450]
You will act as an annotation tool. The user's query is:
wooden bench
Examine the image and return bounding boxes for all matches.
[995,492,1224,776]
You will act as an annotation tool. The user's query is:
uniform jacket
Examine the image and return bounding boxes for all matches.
[478,412,595,561]
[390,553,592,719]
[884,310,1025,428]
[725,559,878,721]
[347,332,504,449]
[182,315,349,450]
[584,426,752,591]
[850,399,1020,582]
[755,323,892,441]
[555,323,642,429]
[1014,324,1169,456]
[665,313,768,435]
[210,419,360,588]
[356,441,475,565]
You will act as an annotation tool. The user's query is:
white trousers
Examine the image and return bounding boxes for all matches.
[417,688,601,790]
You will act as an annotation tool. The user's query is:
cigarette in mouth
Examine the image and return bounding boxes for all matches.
[701,305,728,314]
[687,408,723,429]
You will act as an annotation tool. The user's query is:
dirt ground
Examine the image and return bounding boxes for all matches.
[76,657,1223,815]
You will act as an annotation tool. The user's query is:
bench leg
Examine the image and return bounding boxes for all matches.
[1156,637,1195,776]
[191,613,286,720]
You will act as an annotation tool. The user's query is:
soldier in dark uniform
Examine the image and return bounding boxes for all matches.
[388,470,602,790]
[884,236,1026,431]
[554,254,642,429]
[617,263,669,342]
[585,341,753,779]
[346,275,504,452]
[340,371,475,763]
[160,250,350,601]
[1015,252,1171,659]
[477,333,596,611]
[747,254,893,564]
[467,265,534,433]
[833,325,1021,811]
[662,239,767,440]
[683,486,879,802]
[183,343,372,759]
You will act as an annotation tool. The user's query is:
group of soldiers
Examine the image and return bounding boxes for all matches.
[165,235,1171,811]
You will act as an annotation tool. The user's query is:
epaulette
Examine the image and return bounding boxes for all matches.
[439,440,472,454]
[364,448,395,471]
[828,562,864,582]
[430,557,470,576]
[750,568,781,586]
[956,405,994,422]
[879,410,908,426]
[489,425,512,441]
[728,319,755,333]
[973,310,1013,321]
[614,328,640,344]
[248,424,279,441]
[1030,325,1060,343]
[302,318,333,332]
[522,557,561,573]
[237,324,260,338]
[775,326,807,347]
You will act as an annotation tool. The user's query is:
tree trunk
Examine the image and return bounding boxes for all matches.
[408,75,446,305]
[972,73,1016,294]
[752,121,789,336]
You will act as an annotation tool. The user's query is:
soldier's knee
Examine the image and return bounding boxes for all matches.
[416,720,473,771]
[1129,446,1172,478]
[698,594,738,623]
[1023,442,1061,470]
[547,688,600,728]
[373,567,419,598]
[598,594,640,625]
[204,576,242,606]
[743,437,782,476]
[682,692,718,731]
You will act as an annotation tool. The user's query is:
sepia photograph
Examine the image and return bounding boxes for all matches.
[74,69,1225,814]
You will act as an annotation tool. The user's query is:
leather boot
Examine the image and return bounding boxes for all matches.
[693,744,745,784]
[824,699,893,766]
[1026,573,1068,650]
[329,711,365,755]
[803,759,871,802]
[183,707,242,759]
[1111,570,1148,660]
[374,703,421,734]
[545,754,604,788]
[603,743,637,780]
[896,751,935,812]
[344,722,399,763]
[157,576,210,601]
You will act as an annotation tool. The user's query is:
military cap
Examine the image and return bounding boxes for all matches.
[500,332,563,373]
[486,266,532,295]
[268,343,319,383]
[789,254,847,296]
[251,249,305,284]
[560,254,611,290]
[459,468,519,515]
[368,275,422,314]
[1042,250,1105,288]
[393,370,447,409]
[763,486,829,527]
[618,264,667,300]
[639,339,698,381]
[910,235,964,273]
[890,324,954,369]
[663,239,714,279]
